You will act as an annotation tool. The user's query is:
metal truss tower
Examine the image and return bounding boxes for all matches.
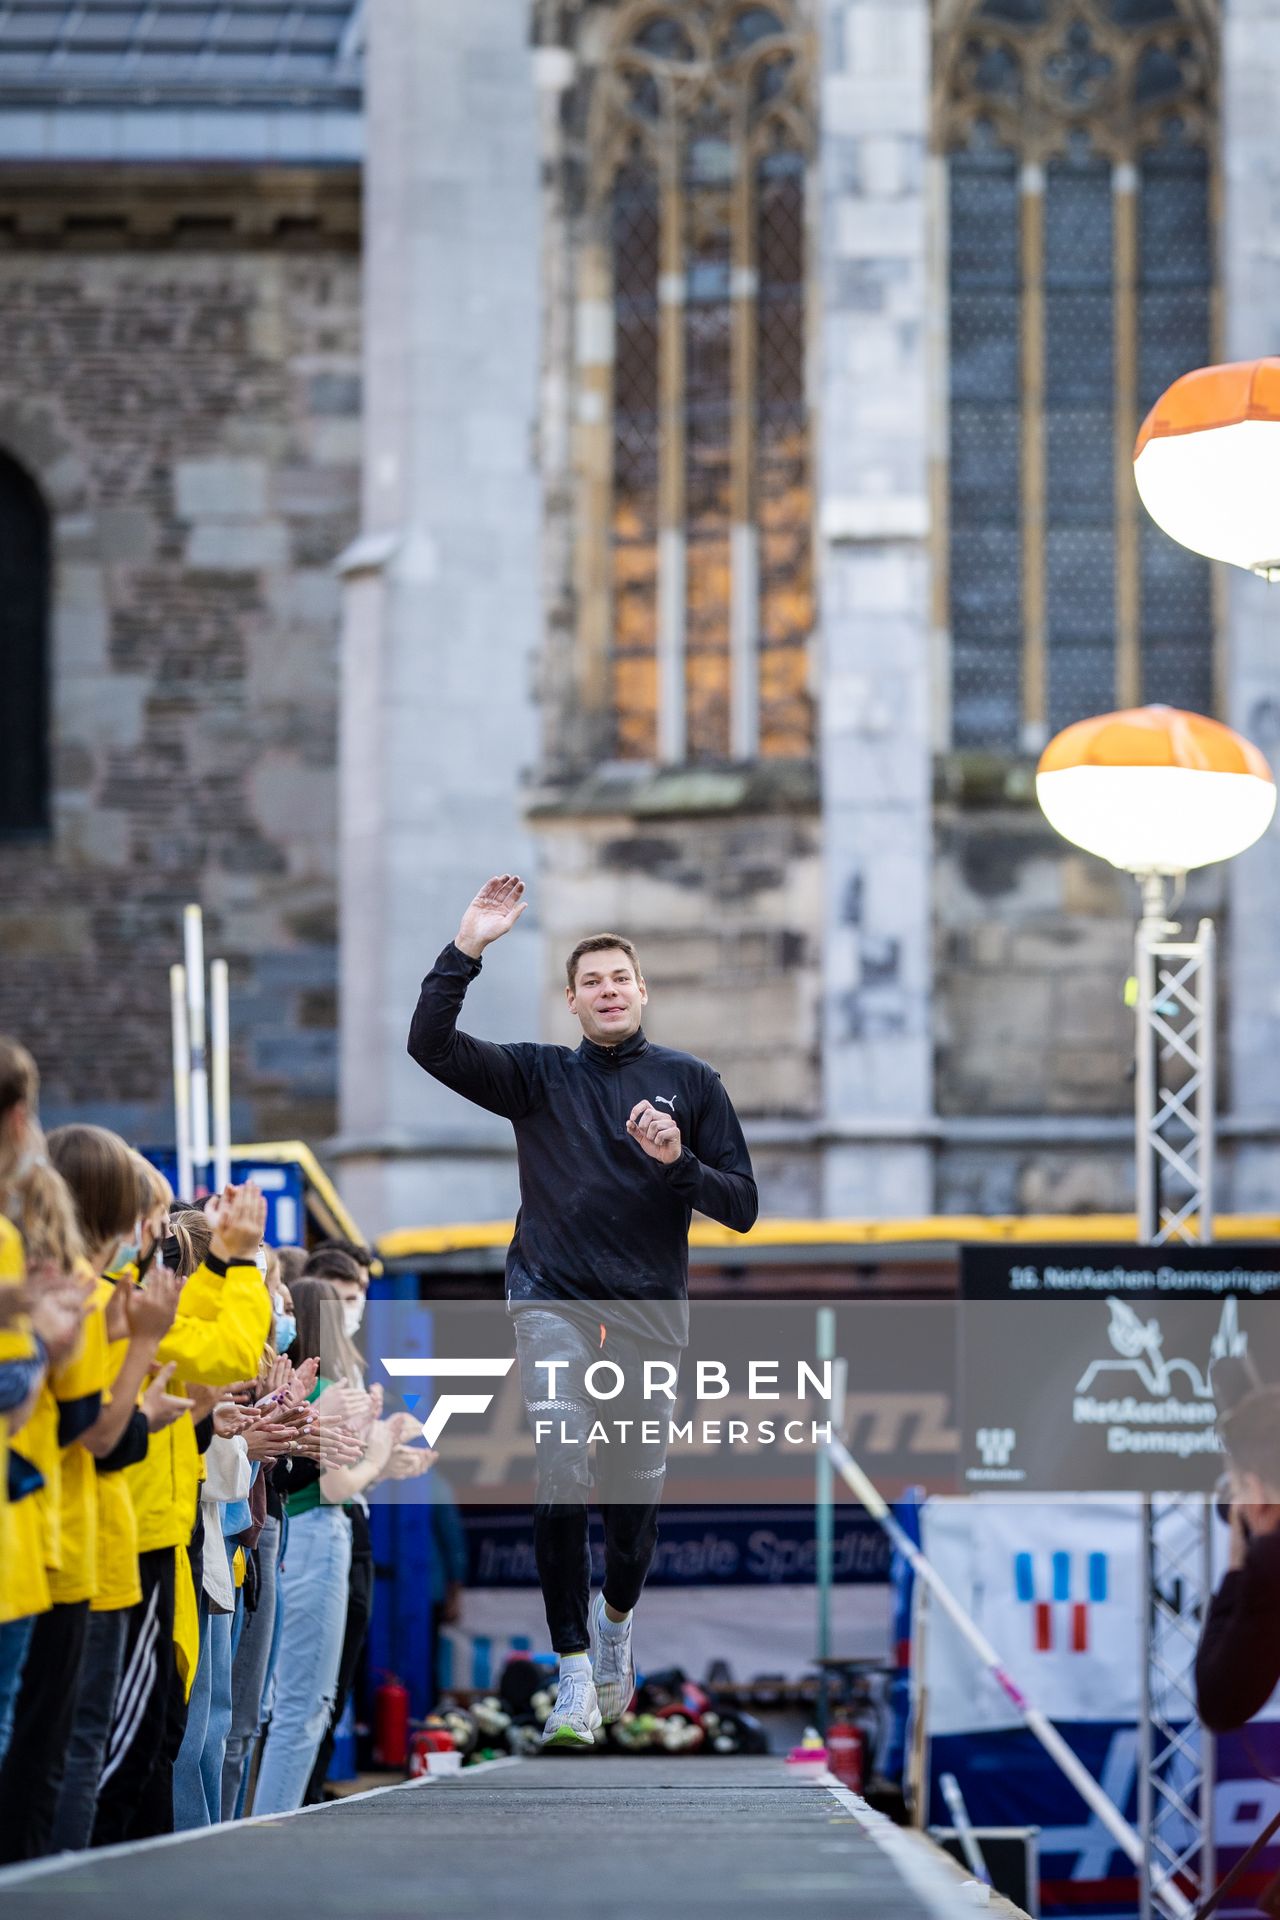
[1134,874,1215,1919]
[1134,878,1215,1248]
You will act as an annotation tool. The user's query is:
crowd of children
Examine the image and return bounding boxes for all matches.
[0,1034,433,1860]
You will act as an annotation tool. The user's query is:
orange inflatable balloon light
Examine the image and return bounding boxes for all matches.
[1134,358,1280,577]
[1037,705,1276,874]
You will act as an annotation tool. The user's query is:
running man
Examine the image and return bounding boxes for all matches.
[408,874,757,1746]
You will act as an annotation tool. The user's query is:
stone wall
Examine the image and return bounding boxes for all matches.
[933,783,1230,1214]
[0,181,360,1145]
[936,804,1137,1119]
[533,791,822,1120]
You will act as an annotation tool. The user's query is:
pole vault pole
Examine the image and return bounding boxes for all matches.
[169,963,193,1202]
[814,1308,835,1736]
[183,904,211,1193]
[825,1436,1194,1920]
[210,957,231,1193]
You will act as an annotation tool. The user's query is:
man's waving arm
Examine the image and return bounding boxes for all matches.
[407,874,539,1121]
[628,1076,759,1233]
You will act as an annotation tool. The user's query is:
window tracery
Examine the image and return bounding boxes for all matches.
[587,0,814,765]
[935,0,1218,749]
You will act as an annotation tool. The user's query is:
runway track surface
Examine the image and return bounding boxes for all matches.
[0,1758,1011,1920]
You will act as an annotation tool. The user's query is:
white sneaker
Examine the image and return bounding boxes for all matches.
[590,1592,636,1724]
[541,1665,602,1749]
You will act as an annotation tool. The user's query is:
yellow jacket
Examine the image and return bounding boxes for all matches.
[47,1260,108,1606]
[91,1275,142,1612]
[126,1255,271,1555]
[0,1216,49,1625]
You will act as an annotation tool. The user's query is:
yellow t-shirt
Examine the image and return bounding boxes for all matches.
[0,1217,22,1621]
[0,1216,49,1625]
[89,1276,142,1613]
[46,1263,108,1607]
[0,1213,31,1363]
[126,1255,272,1554]
[12,1382,59,1573]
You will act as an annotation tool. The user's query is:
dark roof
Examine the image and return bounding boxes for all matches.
[0,1,364,105]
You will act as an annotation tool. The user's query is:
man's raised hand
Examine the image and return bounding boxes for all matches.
[455,875,527,960]
[627,1099,682,1166]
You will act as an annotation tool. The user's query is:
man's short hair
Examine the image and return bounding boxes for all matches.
[302,1247,365,1289]
[312,1235,379,1276]
[565,933,642,992]
[1220,1385,1280,1488]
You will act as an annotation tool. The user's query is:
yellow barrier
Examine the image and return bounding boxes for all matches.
[233,1140,368,1251]
[376,1211,1280,1262]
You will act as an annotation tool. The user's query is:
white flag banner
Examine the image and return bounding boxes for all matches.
[920,1496,1146,1735]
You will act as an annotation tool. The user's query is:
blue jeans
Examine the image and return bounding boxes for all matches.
[251,1505,351,1817]
[0,1616,35,1769]
[172,1544,235,1830]
[221,1514,280,1820]
[241,1510,289,1818]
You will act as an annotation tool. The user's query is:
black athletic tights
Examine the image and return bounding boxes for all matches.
[513,1308,680,1655]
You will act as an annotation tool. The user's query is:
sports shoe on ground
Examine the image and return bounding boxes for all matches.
[590,1591,636,1724]
[541,1665,603,1749]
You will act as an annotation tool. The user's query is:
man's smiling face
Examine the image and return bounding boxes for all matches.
[567,947,648,1046]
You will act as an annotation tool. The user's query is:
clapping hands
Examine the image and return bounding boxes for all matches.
[141,1361,194,1433]
[207,1182,268,1264]
[27,1262,95,1367]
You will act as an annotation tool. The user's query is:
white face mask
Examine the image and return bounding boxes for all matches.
[342,1298,365,1339]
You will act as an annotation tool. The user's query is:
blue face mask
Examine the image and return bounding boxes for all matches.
[274,1311,297,1351]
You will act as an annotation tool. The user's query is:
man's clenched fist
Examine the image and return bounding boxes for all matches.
[627,1099,682,1166]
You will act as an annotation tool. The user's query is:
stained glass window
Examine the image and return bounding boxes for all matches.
[949,140,1023,750]
[599,1,813,765]
[756,146,813,757]
[1138,129,1212,711]
[610,164,662,760]
[1044,145,1116,736]
[683,102,735,762]
[938,0,1217,749]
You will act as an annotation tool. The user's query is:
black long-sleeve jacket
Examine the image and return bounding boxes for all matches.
[1195,1527,1280,1732]
[408,942,758,1345]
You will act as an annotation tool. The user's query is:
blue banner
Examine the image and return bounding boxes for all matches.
[930,1723,1280,1919]
[462,1504,891,1589]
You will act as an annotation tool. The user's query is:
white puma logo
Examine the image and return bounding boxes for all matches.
[655,1095,677,1112]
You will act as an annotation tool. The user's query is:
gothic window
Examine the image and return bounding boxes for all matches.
[936,0,1217,751]
[591,1,814,765]
[0,453,51,836]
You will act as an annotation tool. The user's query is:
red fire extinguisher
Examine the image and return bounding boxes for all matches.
[826,1717,864,1793]
[373,1673,410,1770]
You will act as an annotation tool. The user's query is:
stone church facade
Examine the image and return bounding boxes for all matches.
[1,2,1278,1234]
